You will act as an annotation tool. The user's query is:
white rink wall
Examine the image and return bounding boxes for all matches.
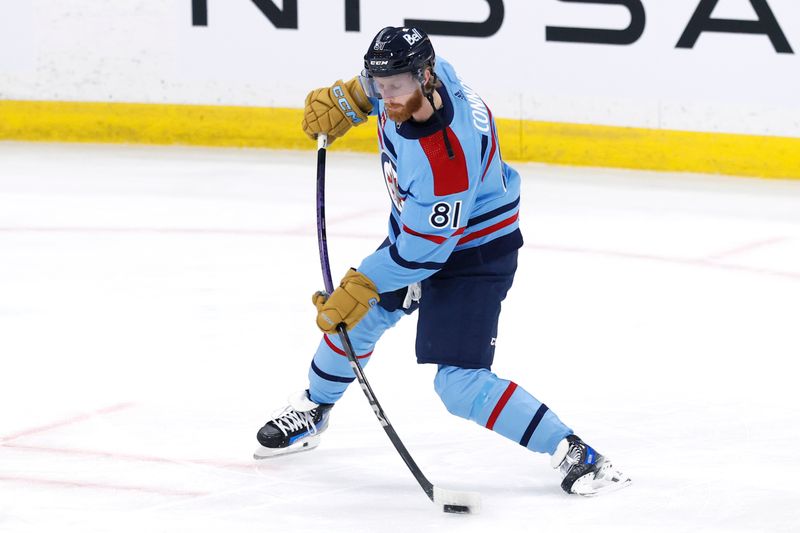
[1,0,799,137]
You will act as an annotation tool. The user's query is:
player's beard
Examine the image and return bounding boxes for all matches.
[385,89,425,123]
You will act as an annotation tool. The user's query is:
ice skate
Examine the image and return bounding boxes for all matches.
[253,390,333,459]
[551,435,631,496]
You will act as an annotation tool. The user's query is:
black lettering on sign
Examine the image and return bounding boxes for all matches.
[345,0,360,32]
[192,0,207,26]
[250,0,298,29]
[192,1,298,28]
[677,0,793,54]
[546,0,645,45]
[406,0,504,38]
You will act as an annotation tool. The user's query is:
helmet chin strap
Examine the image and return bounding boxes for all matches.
[422,71,455,160]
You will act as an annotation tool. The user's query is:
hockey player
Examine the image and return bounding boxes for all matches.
[255,26,630,496]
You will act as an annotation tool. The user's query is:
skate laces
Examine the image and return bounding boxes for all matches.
[270,406,318,436]
[558,440,586,476]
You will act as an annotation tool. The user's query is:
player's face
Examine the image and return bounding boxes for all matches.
[384,89,424,123]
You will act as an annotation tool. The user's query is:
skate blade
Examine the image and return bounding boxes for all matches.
[253,434,321,460]
[571,472,632,497]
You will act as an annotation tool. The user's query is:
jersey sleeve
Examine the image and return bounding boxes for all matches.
[367,96,380,116]
[357,151,479,293]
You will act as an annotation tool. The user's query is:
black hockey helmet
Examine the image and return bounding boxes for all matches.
[363,26,453,159]
[363,26,435,81]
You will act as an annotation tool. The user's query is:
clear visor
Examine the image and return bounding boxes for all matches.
[360,71,421,100]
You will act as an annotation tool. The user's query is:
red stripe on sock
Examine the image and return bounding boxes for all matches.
[485,382,517,430]
[323,334,372,360]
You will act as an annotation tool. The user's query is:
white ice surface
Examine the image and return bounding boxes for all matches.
[1,142,799,533]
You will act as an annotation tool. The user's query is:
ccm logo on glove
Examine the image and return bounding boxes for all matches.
[333,85,364,125]
[302,77,373,145]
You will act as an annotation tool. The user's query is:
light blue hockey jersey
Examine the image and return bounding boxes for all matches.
[357,58,523,293]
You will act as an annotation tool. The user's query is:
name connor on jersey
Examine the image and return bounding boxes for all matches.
[459,79,490,134]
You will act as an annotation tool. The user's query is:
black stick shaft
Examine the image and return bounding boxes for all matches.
[314,134,435,501]
[316,137,333,294]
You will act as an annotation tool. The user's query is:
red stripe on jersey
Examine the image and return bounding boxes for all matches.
[324,334,372,359]
[458,212,519,245]
[418,128,469,197]
[402,225,447,244]
[377,123,385,150]
[486,382,517,430]
[402,225,466,244]
[481,105,497,182]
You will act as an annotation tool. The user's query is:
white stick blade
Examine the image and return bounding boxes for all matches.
[433,486,482,514]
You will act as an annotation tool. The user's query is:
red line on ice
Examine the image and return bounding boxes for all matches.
[0,475,207,497]
[701,236,789,261]
[0,402,134,443]
[3,443,256,472]
[1,227,797,281]
[524,243,800,282]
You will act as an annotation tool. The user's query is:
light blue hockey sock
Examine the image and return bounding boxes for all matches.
[434,365,572,455]
[307,305,405,405]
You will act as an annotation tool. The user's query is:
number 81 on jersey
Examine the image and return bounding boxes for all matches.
[430,201,462,229]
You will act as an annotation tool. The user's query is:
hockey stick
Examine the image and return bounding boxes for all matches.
[315,134,480,514]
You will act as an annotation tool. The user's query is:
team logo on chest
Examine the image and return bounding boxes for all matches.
[381,153,405,212]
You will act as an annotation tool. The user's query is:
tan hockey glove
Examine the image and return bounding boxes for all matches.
[302,77,372,144]
[312,269,380,333]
